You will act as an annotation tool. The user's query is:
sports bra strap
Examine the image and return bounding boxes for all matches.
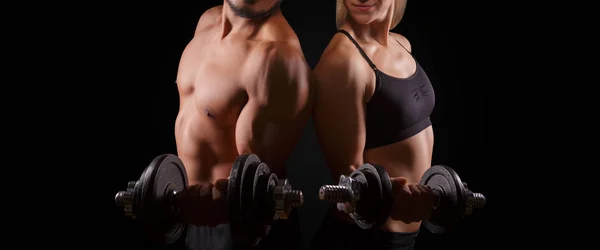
[336,30,377,71]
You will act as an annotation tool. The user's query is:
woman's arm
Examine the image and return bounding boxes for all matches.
[312,44,373,178]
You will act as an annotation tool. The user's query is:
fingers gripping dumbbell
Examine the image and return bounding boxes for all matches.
[115,154,303,246]
[318,164,485,233]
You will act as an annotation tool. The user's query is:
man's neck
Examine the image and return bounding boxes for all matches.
[220,1,277,40]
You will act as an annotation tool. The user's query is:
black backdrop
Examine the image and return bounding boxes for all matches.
[113,1,495,249]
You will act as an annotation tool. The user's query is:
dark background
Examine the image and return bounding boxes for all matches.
[113,0,495,249]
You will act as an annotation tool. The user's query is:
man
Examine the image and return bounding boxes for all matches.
[173,0,312,249]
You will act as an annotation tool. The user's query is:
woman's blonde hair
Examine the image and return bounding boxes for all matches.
[336,0,407,30]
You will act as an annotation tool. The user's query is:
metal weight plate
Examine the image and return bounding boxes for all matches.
[244,162,272,246]
[371,163,394,229]
[267,173,279,220]
[348,166,372,229]
[137,154,188,244]
[252,163,273,224]
[240,159,263,246]
[228,154,261,247]
[419,165,467,234]
[351,163,389,229]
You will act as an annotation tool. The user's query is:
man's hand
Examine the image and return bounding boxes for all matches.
[174,179,229,227]
[389,177,436,224]
[174,178,271,237]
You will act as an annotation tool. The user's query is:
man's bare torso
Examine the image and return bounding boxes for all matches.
[174,6,305,185]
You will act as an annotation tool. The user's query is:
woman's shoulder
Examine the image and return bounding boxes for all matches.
[389,32,412,52]
[315,32,366,73]
[313,32,374,91]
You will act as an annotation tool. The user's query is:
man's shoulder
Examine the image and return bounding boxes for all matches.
[195,6,223,32]
[240,40,310,97]
[250,40,308,75]
[259,40,302,59]
[256,13,303,49]
[200,5,223,21]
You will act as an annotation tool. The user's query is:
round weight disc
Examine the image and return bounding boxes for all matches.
[419,165,467,234]
[241,159,260,218]
[240,159,262,246]
[137,154,188,244]
[352,163,387,229]
[228,154,261,247]
[371,164,394,229]
[245,162,272,246]
[253,163,273,224]
[348,166,372,229]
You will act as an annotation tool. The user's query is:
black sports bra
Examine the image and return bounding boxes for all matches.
[337,30,436,150]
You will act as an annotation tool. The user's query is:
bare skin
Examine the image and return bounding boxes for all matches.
[313,0,435,233]
[173,0,312,225]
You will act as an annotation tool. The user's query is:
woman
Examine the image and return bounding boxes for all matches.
[311,0,437,249]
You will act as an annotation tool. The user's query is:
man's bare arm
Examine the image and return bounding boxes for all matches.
[312,47,368,177]
[235,43,313,170]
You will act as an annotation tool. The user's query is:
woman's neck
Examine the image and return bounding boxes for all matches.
[341,19,391,46]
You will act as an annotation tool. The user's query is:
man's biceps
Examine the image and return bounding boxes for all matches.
[240,103,285,127]
[260,100,305,121]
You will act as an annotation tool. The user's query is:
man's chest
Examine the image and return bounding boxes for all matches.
[176,41,254,119]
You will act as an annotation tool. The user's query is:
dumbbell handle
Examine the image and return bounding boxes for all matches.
[318,183,439,203]
[113,181,230,225]
[116,179,303,225]
[170,184,230,226]
[319,181,486,214]
[319,185,355,202]
[172,181,303,224]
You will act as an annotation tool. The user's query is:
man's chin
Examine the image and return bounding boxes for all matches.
[227,0,282,19]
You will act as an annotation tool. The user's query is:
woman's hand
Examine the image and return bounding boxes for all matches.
[389,177,436,224]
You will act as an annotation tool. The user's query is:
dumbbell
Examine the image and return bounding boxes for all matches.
[114,154,303,246]
[318,163,485,233]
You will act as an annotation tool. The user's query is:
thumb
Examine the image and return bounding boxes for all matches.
[390,176,408,191]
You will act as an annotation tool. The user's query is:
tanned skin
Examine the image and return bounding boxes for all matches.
[173,0,312,226]
[313,0,435,233]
